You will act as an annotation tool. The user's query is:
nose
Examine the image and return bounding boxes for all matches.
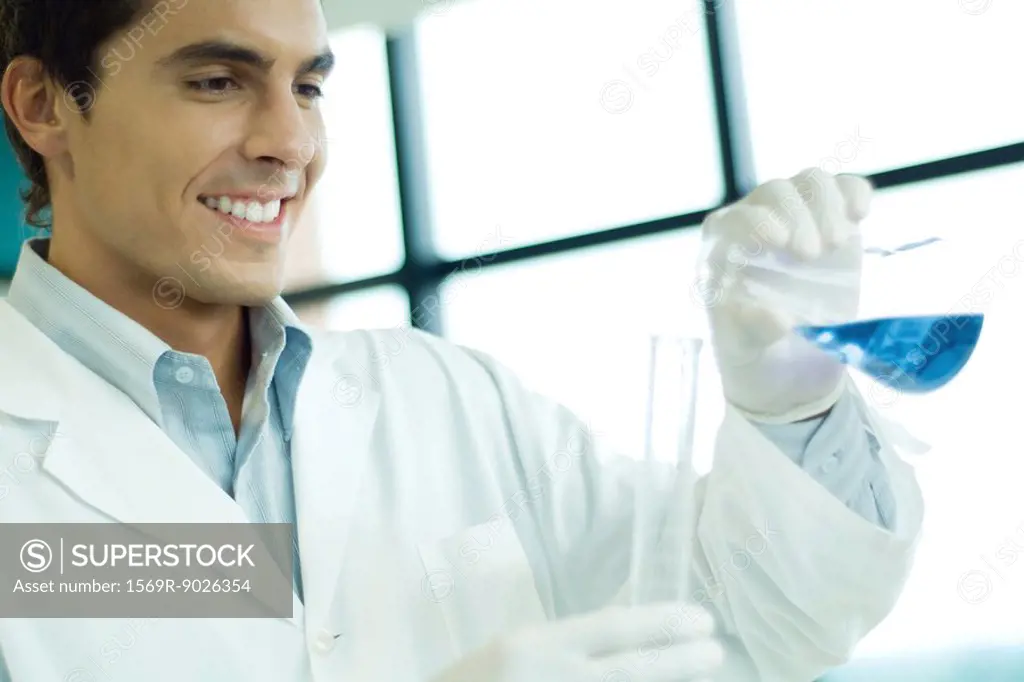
[242,87,320,173]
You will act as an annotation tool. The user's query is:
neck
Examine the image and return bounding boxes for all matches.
[46,230,252,429]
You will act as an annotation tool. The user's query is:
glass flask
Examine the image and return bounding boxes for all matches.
[796,238,984,393]
[703,235,985,395]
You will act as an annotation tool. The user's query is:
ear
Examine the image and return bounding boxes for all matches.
[1,56,75,158]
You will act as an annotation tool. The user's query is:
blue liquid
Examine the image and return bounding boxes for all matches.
[796,313,985,393]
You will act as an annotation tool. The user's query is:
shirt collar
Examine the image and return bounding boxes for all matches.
[7,237,312,432]
[251,299,313,440]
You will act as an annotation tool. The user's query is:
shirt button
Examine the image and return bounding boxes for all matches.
[312,629,335,654]
[175,366,195,384]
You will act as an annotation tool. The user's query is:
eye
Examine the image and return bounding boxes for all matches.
[187,77,239,94]
[296,83,324,99]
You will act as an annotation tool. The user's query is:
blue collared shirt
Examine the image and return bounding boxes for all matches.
[6,238,311,601]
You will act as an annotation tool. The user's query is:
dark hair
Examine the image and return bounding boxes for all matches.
[0,0,148,229]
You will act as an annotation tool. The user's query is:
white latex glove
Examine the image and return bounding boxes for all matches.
[429,602,724,682]
[695,168,874,424]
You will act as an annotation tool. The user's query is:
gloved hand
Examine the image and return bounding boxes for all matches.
[695,168,874,424]
[428,602,724,682]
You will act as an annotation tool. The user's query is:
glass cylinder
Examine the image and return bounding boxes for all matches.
[628,335,702,605]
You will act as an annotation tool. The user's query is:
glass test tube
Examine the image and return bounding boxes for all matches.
[629,335,702,605]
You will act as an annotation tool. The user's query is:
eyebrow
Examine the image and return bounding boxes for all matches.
[156,40,335,77]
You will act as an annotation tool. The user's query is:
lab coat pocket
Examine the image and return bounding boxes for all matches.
[416,520,547,656]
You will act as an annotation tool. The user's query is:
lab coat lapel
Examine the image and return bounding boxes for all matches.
[46,385,303,624]
[0,300,243,525]
[44,373,246,526]
[0,302,302,625]
[290,339,381,628]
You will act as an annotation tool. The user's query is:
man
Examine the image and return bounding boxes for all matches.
[0,0,922,680]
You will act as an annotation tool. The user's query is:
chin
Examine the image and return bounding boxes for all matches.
[185,272,285,307]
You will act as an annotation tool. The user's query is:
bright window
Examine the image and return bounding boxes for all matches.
[735,0,1024,181]
[415,0,724,260]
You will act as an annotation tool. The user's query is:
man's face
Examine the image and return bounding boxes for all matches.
[61,0,331,305]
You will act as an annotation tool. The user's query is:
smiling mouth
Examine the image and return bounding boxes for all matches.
[198,195,291,226]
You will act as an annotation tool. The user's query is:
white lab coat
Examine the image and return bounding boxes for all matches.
[0,298,923,682]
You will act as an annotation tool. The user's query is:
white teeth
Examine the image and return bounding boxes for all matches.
[201,195,286,224]
[245,201,263,222]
